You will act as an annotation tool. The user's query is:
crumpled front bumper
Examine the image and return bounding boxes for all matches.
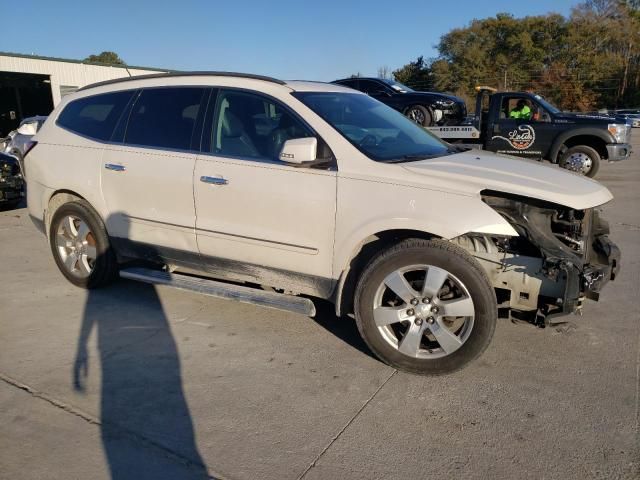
[0,176,24,203]
[581,233,620,299]
[533,209,620,316]
[482,193,621,318]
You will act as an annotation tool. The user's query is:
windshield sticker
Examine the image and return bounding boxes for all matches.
[491,125,535,150]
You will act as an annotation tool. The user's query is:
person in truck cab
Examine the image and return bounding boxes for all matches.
[509,99,532,120]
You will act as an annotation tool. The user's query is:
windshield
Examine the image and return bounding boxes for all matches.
[293,92,451,162]
[380,79,414,93]
[533,94,560,114]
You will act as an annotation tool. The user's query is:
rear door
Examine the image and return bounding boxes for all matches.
[193,88,337,295]
[101,87,207,259]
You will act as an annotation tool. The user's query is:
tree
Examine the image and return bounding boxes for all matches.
[392,56,433,90]
[392,1,640,111]
[84,51,126,66]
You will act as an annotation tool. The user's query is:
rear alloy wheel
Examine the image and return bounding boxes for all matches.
[49,200,118,288]
[559,145,600,177]
[406,105,433,127]
[355,239,497,375]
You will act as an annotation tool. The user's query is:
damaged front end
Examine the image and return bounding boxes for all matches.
[0,152,25,206]
[455,190,620,325]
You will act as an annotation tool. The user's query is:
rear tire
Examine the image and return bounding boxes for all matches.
[354,239,497,375]
[406,105,433,127]
[49,200,118,289]
[559,145,600,178]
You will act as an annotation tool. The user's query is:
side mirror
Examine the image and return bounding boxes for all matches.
[17,123,37,136]
[279,137,317,164]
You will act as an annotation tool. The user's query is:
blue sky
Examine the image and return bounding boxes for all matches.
[4,0,575,81]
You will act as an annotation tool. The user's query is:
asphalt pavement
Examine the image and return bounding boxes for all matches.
[1,142,639,479]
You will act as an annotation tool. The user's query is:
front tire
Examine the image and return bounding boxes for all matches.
[49,200,118,289]
[354,239,497,375]
[406,105,433,127]
[559,145,600,177]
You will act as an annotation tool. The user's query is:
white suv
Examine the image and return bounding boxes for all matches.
[25,72,620,374]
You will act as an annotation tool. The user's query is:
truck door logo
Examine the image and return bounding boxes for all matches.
[492,125,535,150]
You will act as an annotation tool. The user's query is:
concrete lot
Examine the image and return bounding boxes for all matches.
[1,142,639,480]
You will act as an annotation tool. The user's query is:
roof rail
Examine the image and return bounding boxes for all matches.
[79,71,286,91]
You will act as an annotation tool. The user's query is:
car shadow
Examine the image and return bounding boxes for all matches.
[311,299,378,361]
[73,281,210,479]
[72,216,209,479]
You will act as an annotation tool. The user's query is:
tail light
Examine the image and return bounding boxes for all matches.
[20,140,37,178]
[23,140,37,157]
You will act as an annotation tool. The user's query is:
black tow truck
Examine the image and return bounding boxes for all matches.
[426,87,632,177]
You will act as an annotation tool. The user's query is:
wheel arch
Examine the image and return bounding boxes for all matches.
[333,228,440,318]
[549,129,613,163]
[45,190,89,235]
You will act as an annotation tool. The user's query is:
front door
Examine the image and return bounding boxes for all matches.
[486,96,554,160]
[101,87,207,259]
[193,88,337,296]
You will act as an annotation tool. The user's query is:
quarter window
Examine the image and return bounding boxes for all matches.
[57,90,135,141]
[125,87,205,150]
[209,90,313,161]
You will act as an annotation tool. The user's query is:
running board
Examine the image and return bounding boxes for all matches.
[119,267,316,317]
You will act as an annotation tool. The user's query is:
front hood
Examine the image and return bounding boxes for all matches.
[402,151,612,210]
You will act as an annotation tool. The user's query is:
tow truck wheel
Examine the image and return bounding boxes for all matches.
[559,145,600,178]
[406,105,433,127]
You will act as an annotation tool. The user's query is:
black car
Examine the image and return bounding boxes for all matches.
[0,152,24,209]
[331,77,466,127]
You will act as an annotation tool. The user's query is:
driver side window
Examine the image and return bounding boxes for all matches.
[210,90,313,162]
[499,97,550,123]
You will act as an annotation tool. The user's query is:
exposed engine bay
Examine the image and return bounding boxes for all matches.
[454,190,620,326]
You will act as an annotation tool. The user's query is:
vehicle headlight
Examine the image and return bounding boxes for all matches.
[435,99,455,107]
[608,123,630,143]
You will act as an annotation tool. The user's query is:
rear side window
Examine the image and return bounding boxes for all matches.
[125,87,205,150]
[57,91,134,141]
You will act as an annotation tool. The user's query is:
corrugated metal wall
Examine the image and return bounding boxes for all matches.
[0,55,167,105]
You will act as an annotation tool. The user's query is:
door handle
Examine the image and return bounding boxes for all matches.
[105,163,126,172]
[200,176,228,185]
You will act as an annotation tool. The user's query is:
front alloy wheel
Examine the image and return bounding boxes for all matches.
[373,265,475,359]
[406,105,433,127]
[354,239,497,375]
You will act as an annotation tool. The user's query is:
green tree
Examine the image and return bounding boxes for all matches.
[84,51,126,66]
[392,1,640,111]
[392,56,433,90]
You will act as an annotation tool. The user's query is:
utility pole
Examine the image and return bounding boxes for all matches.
[504,69,508,90]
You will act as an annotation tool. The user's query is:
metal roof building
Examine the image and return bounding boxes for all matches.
[0,51,170,136]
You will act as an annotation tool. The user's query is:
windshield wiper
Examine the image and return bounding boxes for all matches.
[383,154,442,163]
